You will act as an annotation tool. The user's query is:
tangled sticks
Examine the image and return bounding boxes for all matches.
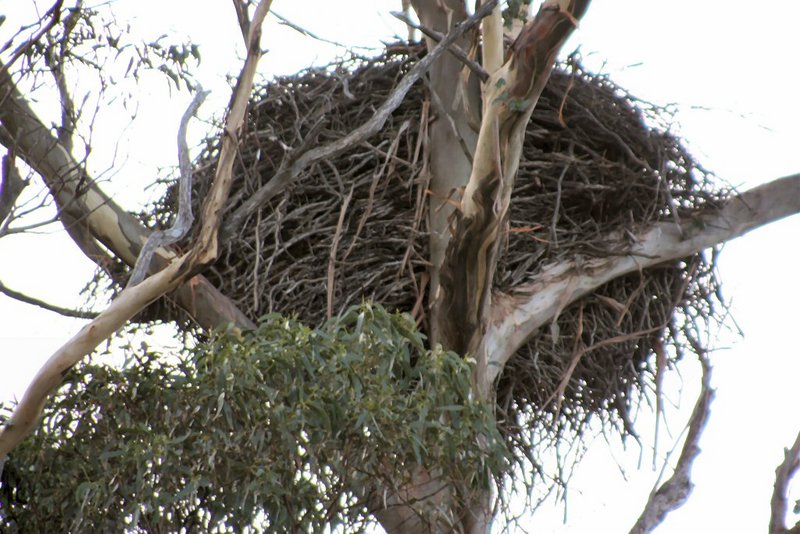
[151,45,725,452]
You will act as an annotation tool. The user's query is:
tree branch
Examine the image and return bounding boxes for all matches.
[223,0,499,235]
[128,86,208,287]
[484,173,800,386]
[0,56,253,331]
[0,0,272,471]
[0,278,98,319]
[0,153,27,231]
[770,430,800,534]
[630,355,714,534]
[438,0,589,396]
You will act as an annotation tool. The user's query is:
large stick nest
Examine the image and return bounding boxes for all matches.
[146,45,725,459]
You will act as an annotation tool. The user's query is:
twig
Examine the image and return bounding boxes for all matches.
[0,0,65,77]
[629,355,714,534]
[224,0,499,235]
[128,86,208,287]
[0,279,98,319]
[390,11,489,82]
[272,10,375,51]
[770,430,800,534]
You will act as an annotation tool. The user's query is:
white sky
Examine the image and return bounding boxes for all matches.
[1,1,800,532]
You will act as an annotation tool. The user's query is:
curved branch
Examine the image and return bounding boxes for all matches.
[0,0,272,468]
[630,356,714,534]
[485,173,800,386]
[0,279,98,319]
[770,430,800,534]
[128,86,208,287]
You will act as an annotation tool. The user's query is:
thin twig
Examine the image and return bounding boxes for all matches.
[0,279,98,319]
[390,11,489,82]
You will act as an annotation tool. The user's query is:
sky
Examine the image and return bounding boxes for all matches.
[1,1,800,532]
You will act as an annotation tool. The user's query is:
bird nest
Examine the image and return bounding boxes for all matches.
[146,45,725,457]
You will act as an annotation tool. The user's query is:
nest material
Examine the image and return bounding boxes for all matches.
[150,45,724,450]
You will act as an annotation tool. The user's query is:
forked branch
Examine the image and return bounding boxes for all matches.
[630,356,714,533]
[0,0,272,470]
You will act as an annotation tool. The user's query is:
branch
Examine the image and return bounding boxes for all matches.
[0,53,253,331]
[223,0,500,235]
[390,11,489,82]
[0,0,272,468]
[480,0,503,73]
[0,279,98,319]
[484,173,800,386]
[128,86,209,287]
[630,356,714,534]
[438,0,589,396]
[770,430,800,534]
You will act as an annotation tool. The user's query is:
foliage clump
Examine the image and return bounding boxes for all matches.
[0,305,507,532]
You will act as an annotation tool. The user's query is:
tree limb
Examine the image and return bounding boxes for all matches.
[438,0,589,396]
[0,278,98,319]
[484,173,800,386]
[0,0,272,467]
[128,86,208,287]
[0,56,253,331]
[0,153,26,231]
[630,355,714,534]
[223,0,499,235]
[770,430,800,534]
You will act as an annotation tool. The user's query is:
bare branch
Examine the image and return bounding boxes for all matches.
[390,11,489,82]
[0,279,97,319]
[0,0,273,467]
[770,430,800,534]
[480,0,503,73]
[484,172,800,386]
[128,86,209,287]
[630,356,714,534]
[0,56,253,331]
[0,0,65,76]
[224,0,500,235]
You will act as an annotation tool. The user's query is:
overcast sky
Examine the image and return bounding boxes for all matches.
[1,1,799,532]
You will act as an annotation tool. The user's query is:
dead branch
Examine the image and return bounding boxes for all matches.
[629,355,714,534]
[390,11,489,82]
[0,0,272,471]
[0,279,98,319]
[223,0,499,235]
[128,86,208,287]
[770,430,800,534]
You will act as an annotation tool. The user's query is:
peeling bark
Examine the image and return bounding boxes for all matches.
[438,0,590,396]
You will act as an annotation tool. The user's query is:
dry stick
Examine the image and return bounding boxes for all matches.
[223,0,499,235]
[128,87,208,287]
[0,0,272,472]
[770,430,800,534]
[390,11,489,82]
[0,279,98,319]
[630,356,714,534]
